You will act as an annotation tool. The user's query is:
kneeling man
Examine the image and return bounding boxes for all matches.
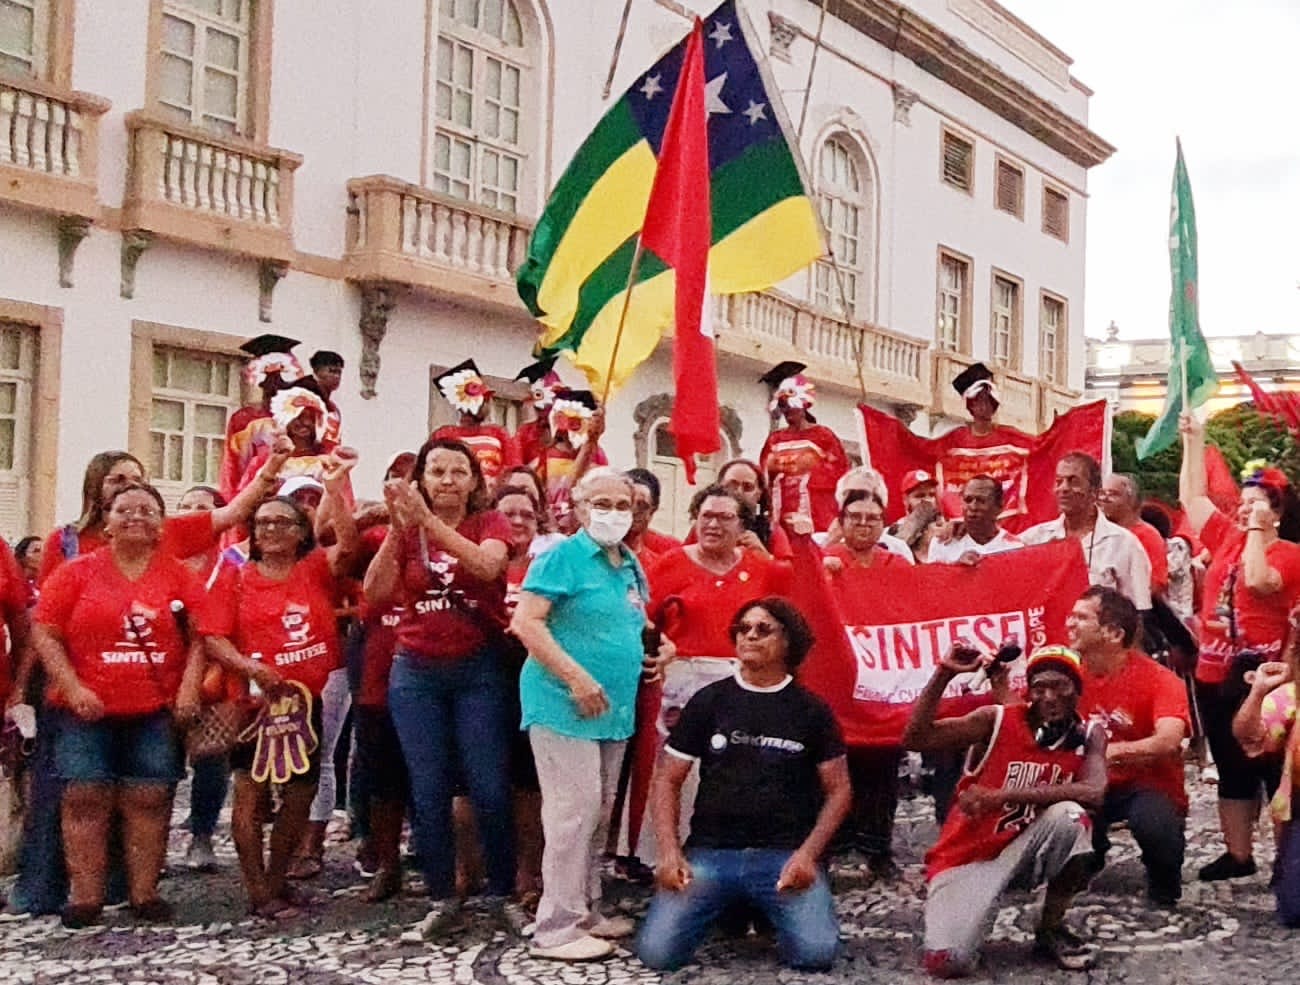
[637,597,850,971]
[903,643,1107,977]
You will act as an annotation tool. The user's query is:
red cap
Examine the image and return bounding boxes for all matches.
[901,469,936,495]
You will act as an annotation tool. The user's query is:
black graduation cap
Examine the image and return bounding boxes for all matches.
[952,361,997,399]
[239,334,300,358]
[514,355,559,384]
[433,358,484,389]
[758,361,807,387]
[552,388,598,411]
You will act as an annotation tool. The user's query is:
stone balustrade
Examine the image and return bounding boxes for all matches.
[0,75,107,219]
[122,111,301,263]
[344,175,533,313]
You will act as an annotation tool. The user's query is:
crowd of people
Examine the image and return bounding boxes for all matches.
[0,341,1298,975]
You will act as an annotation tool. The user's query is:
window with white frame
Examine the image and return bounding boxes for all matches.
[150,346,241,505]
[936,251,969,353]
[158,0,252,135]
[991,273,1021,369]
[0,322,37,539]
[813,136,866,318]
[649,421,730,539]
[0,0,49,78]
[1040,293,1067,384]
[433,0,531,214]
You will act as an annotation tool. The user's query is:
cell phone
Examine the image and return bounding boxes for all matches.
[642,626,662,656]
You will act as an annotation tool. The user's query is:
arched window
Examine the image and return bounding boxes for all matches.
[812,134,873,319]
[649,421,734,539]
[432,0,538,214]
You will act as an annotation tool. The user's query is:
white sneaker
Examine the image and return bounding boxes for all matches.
[529,934,615,962]
[185,835,218,871]
[588,914,636,939]
[400,899,462,943]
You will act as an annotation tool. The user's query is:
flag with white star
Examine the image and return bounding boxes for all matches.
[516,0,824,394]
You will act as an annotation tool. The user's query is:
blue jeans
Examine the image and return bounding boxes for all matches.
[54,709,182,784]
[388,649,515,898]
[9,701,66,914]
[637,848,840,971]
[189,755,230,837]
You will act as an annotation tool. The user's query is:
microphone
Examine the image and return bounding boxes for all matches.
[969,638,1022,691]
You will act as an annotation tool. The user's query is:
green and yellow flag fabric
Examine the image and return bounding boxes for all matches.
[515,0,824,393]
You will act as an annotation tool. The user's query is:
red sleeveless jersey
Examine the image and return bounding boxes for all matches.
[925,703,1092,880]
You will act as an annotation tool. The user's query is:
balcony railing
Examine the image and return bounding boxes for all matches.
[713,291,931,406]
[344,175,533,312]
[0,74,108,219]
[122,111,301,262]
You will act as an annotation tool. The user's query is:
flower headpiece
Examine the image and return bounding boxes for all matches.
[549,390,597,448]
[769,374,816,413]
[435,360,493,416]
[270,388,329,441]
[1242,460,1289,492]
[244,352,304,388]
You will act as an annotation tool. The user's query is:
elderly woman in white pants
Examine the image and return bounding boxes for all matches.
[511,468,672,962]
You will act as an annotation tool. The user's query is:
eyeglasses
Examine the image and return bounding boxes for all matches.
[732,620,782,639]
[254,517,302,530]
[699,511,740,525]
[843,513,884,526]
[587,499,632,513]
[111,506,161,520]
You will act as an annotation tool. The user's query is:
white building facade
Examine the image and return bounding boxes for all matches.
[0,0,1111,539]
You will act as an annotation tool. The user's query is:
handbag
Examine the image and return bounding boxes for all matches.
[184,699,251,760]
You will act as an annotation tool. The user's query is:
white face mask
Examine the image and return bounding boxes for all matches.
[586,508,633,547]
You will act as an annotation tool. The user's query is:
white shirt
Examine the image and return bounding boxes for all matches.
[1020,510,1153,609]
[926,528,1024,563]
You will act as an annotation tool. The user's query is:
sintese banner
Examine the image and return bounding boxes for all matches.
[788,537,1091,746]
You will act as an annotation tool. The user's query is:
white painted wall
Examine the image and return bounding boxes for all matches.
[0,0,1101,528]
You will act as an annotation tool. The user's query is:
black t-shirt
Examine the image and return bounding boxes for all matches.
[667,675,845,851]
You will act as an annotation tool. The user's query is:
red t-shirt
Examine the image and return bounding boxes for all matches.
[431,424,521,483]
[357,602,403,708]
[1079,650,1190,813]
[34,548,210,716]
[759,425,848,533]
[1196,511,1300,684]
[38,511,217,587]
[393,511,512,661]
[203,550,342,697]
[926,704,1092,880]
[1127,519,1170,596]
[0,540,31,704]
[648,548,792,658]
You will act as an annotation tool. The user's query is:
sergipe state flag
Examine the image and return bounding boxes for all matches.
[515,0,824,394]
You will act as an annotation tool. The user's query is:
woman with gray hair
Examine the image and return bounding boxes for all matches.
[511,467,674,962]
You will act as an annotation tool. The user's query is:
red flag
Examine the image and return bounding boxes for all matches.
[640,19,716,483]
[1232,360,1300,431]
[787,535,1089,746]
[1203,443,1240,515]
[859,401,1107,532]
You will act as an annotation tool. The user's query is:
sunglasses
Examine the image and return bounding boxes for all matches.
[731,620,783,639]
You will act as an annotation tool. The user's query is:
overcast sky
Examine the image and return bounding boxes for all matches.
[1000,0,1300,342]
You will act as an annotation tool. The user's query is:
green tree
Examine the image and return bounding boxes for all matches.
[1112,410,1181,503]
[1109,402,1300,504]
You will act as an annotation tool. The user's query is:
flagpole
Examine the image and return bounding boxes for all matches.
[599,237,648,406]
[796,0,831,138]
[602,0,637,100]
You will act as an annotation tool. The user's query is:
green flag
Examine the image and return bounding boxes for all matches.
[1136,139,1218,459]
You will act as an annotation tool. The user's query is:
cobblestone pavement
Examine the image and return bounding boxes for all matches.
[1,769,1294,984]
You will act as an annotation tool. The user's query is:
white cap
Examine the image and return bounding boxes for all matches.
[278,475,325,500]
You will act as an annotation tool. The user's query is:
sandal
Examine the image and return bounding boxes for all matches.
[249,898,302,921]
[363,869,403,903]
[286,854,323,881]
[60,903,103,930]
[1034,925,1095,971]
[130,898,175,923]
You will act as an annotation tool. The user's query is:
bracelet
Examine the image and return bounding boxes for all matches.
[1247,527,1266,533]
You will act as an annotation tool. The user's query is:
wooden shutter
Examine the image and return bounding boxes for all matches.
[1043,187,1069,241]
[941,132,973,191]
[996,160,1023,217]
